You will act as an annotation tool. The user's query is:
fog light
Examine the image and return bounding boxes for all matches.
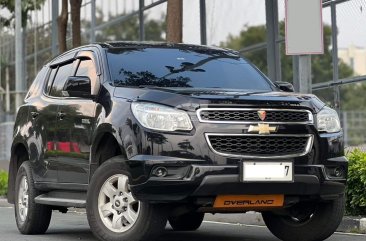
[333,167,344,178]
[153,166,168,177]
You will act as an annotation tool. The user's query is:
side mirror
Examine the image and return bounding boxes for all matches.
[63,76,94,98]
[276,81,294,92]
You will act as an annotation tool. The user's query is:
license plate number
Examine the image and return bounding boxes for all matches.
[242,162,293,182]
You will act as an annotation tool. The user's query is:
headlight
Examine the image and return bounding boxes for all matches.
[316,106,341,133]
[131,102,193,131]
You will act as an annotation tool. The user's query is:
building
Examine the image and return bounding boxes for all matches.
[338,45,366,76]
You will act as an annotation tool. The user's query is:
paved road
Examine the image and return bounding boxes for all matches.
[0,207,365,241]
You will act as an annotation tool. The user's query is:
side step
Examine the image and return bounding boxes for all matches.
[35,191,87,208]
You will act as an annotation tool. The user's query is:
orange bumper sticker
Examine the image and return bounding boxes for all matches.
[214,195,284,208]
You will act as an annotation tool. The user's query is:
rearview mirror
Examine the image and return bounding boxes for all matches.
[276,81,294,92]
[63,76,94,98]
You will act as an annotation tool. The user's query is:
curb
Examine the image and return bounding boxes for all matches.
[204,212,366,234]
[0,198,11,208]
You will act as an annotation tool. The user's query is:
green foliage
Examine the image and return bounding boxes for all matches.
[100,15,166,42]
[93,11,166,42]
[220,22,356,108]
[220,22,354,83]
[0,0,45,27]
[0,170,8,197]
[346,150,366,215]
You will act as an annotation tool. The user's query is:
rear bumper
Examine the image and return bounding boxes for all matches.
[128,155,347,202]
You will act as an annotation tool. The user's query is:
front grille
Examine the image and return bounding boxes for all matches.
[198,109,311,123]
[206,134,312,158]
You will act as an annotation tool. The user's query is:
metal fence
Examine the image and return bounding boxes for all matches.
[1,0,366,161]
[0,122,13,162]
[0,0,171,114]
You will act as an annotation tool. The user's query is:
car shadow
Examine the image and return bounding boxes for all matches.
[41,227,277,241]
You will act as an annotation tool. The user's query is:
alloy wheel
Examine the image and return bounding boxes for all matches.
[97,174,140,233]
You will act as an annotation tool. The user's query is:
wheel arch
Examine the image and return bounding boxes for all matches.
[89,130,126,181]
[7,142,30,204]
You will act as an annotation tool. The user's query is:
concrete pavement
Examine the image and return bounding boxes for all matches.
[0,206,365,241]
[0,160,9,171]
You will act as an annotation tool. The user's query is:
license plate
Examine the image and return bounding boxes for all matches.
[214,194,284,208]
[242,161,293,182]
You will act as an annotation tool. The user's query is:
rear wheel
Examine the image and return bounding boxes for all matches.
[262,196,345,241]
[87,159,167,241]
[169,212,204,231]
[15,161,52,234]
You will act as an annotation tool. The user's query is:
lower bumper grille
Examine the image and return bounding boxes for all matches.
[206,134,313,158]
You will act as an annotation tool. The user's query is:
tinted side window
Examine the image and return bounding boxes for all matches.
[26,66,47,99]
[46,67,57,95]
[49,62,74,97]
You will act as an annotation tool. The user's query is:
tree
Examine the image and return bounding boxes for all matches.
[0,0,45,28]
[70,0,82,48]
[166,0,182,43]
[58,0,68,53]
[220,22,354,107]
[95,14,166,42]
[0,0,45,104]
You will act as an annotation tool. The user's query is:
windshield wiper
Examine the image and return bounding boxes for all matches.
[137,85,181,93]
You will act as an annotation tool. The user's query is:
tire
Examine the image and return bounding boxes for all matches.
[14,161,52,234]
[169,212,204,231]
[86,159,167,241]
[262,195,345,241]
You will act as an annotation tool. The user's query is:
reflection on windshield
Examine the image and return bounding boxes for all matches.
[115,68,192,87]
[108,47,273,91]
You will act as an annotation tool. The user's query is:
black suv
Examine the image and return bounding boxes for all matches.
[8,42,347,241]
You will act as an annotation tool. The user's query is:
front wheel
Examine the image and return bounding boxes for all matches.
[262,195,345,241]
[87,159,167,241]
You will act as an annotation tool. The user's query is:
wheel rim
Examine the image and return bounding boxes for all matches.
[97,174,140,233]
[18,176,29,222]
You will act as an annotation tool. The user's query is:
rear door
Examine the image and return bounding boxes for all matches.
[56,50,100,184]
[26,66,59,183]
[38,61,76,183]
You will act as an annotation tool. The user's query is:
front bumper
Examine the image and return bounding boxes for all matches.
[128,155,347,202]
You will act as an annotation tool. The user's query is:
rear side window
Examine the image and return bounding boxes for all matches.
[45,67,57,95]
[49,62,74,97]
[25,66,47,99]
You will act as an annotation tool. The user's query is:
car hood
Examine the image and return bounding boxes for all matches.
[113,88,325,113]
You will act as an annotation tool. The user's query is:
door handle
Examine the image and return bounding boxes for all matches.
[30,111,39,119]
[57,112,66,120]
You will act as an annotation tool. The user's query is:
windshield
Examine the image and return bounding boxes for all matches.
[107,47,274,91]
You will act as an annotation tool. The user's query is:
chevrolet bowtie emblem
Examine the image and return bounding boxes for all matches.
[248,123,278,135]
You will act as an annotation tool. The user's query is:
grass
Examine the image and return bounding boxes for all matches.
[0,170,8,197]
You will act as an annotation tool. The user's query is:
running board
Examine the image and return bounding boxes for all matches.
[35,191,87,208]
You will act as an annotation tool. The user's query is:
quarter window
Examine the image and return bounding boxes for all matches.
[46,67,57,95]
[26,67,47,99]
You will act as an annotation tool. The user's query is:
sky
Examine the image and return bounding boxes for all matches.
[181,0,366,49]
[1,0,366,49]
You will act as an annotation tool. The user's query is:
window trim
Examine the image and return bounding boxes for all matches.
[43,66,59,96]
[74,50,101,96]
[43,60,76,99]
[42,48,102,100]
